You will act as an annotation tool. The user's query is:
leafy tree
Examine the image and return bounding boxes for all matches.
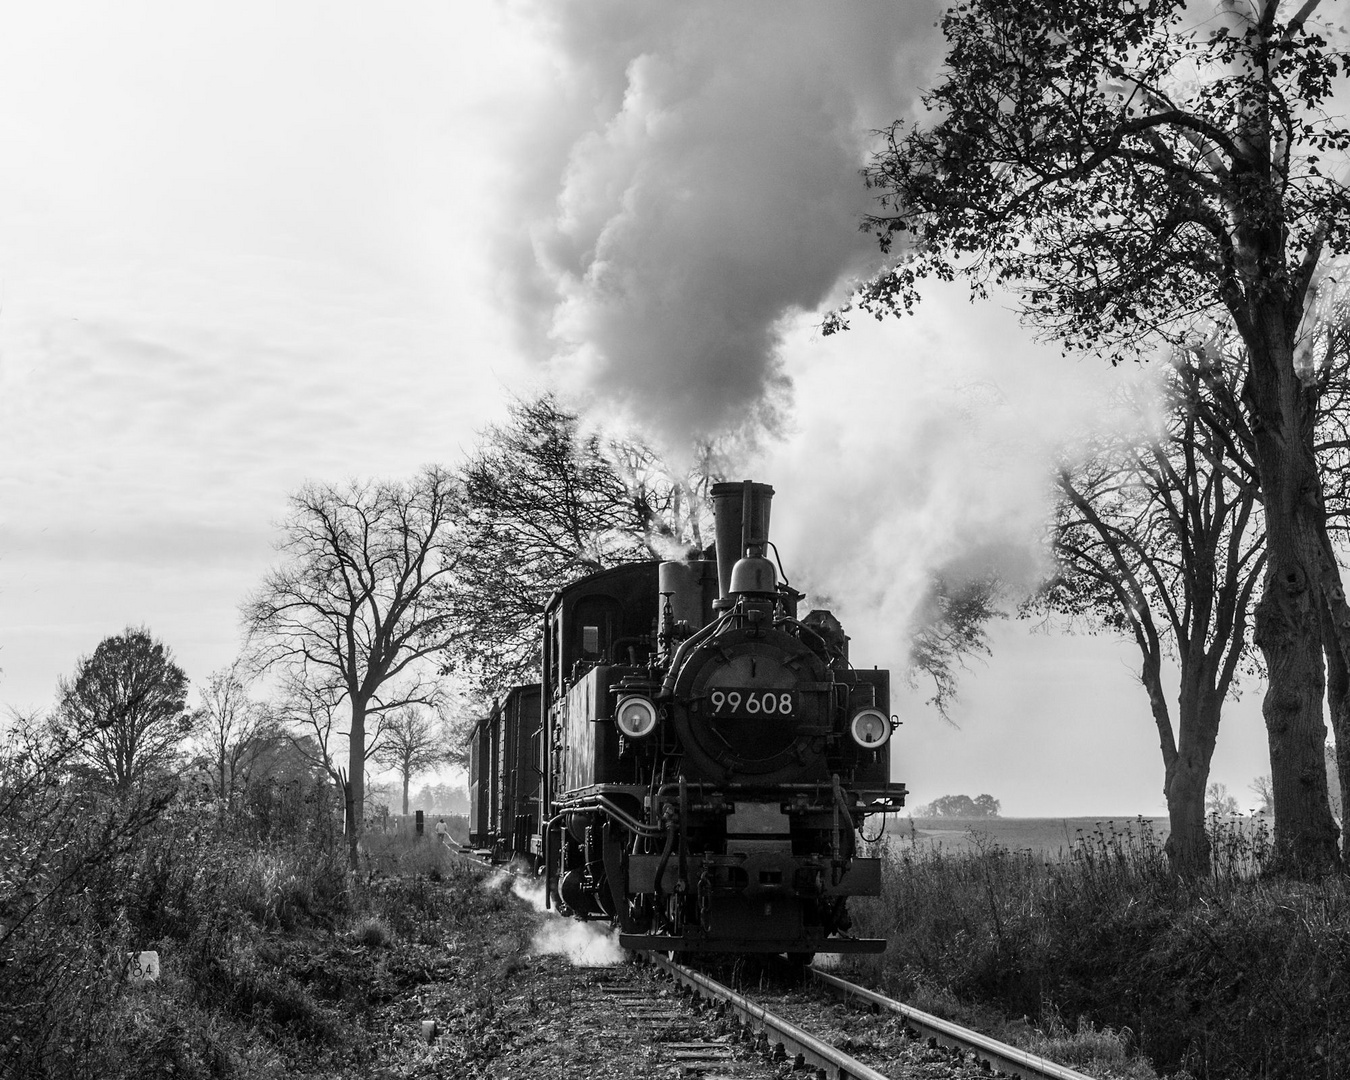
[238,726,333,817]
[972,793,1002,817]
[454,394,714,695]
[371,707,450,815]
[839,0,1350,871]
[51,628,194,793]
[243,466,465,867]
[195,662,275,808]
[1040,357,1264,874]
[917,793,1002,818]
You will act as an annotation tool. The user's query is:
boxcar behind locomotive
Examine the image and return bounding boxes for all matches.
[470,480,907,956]
[467,685,542,861]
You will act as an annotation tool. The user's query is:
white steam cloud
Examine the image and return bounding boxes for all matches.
[757,308,1164,680]
[491,867,625,967]
[503,0,943,446]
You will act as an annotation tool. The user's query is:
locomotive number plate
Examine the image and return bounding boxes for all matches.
[707,689,797,718]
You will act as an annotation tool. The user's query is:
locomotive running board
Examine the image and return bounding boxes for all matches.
[619,935,887,954]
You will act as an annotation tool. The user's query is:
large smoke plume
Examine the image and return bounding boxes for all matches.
[501,0,943,446]
[501,3,1150,736]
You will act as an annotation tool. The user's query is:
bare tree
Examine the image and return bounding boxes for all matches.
[1250,774,1275,815]
[195,662,274,808]
[1206,782,1241,817]
[51,627,194,793]
[837,0,1350,871]
[371,707,449,815]
[1042,357,1264,875]
[243,466,464,867]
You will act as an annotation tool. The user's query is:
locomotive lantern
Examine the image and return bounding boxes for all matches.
[470,480,907,957]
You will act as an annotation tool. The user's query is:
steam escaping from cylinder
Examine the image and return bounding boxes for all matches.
[492,868,625,967]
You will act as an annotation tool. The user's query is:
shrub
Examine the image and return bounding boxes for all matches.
[353,916,391,948]
[853,819,1350,1079]
[0,748,355,1079]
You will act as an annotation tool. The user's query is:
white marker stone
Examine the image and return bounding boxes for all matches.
[126,951,160,983]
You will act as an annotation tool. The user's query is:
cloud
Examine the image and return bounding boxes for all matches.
[501,0,944,447]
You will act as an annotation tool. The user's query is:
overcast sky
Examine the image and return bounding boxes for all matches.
[0,1,1274,816]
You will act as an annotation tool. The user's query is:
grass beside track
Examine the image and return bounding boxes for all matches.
[10,786,1344,1080]
[0,781,537,1079]
[845,817,1350,1080]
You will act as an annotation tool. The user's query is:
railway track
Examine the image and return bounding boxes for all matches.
[645,953,1097,1080]
[446,848,1098,1078]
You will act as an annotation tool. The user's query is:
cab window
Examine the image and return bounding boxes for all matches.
[572,595,623,665]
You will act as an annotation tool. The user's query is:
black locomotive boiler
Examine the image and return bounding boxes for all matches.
[468,480,907,956]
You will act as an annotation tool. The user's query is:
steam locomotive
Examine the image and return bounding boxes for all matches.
[468,480,907,955]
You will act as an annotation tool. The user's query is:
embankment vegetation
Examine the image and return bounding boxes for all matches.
[0,735,503,1080]
[849,819,1350,1080]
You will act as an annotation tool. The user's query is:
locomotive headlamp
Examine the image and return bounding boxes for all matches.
[849,708,891,749]
[615,695,659,739]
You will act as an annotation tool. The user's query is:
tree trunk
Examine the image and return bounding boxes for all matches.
[347,701,366,871]
[1246,321,1341,874]
[1164,683,1221,879]
[1139,649,1211,877]
[1254,579,1337,871]
[402,772,410,817]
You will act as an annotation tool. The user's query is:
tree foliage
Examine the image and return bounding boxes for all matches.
[454,394,716,696]
[836,0,1350,352]
[916,793,1002,818]
[51,628,193,793]
[907,572,1007,720]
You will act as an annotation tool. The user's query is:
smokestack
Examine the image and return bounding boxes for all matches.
[710,480,774,605]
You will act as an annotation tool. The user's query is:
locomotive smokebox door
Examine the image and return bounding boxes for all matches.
[671,625,832,784]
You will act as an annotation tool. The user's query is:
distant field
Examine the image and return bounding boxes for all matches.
[884,815,1170,857]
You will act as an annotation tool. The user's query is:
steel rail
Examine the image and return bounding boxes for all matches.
[649,953,890,1080]
[810,967,1097,1080]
